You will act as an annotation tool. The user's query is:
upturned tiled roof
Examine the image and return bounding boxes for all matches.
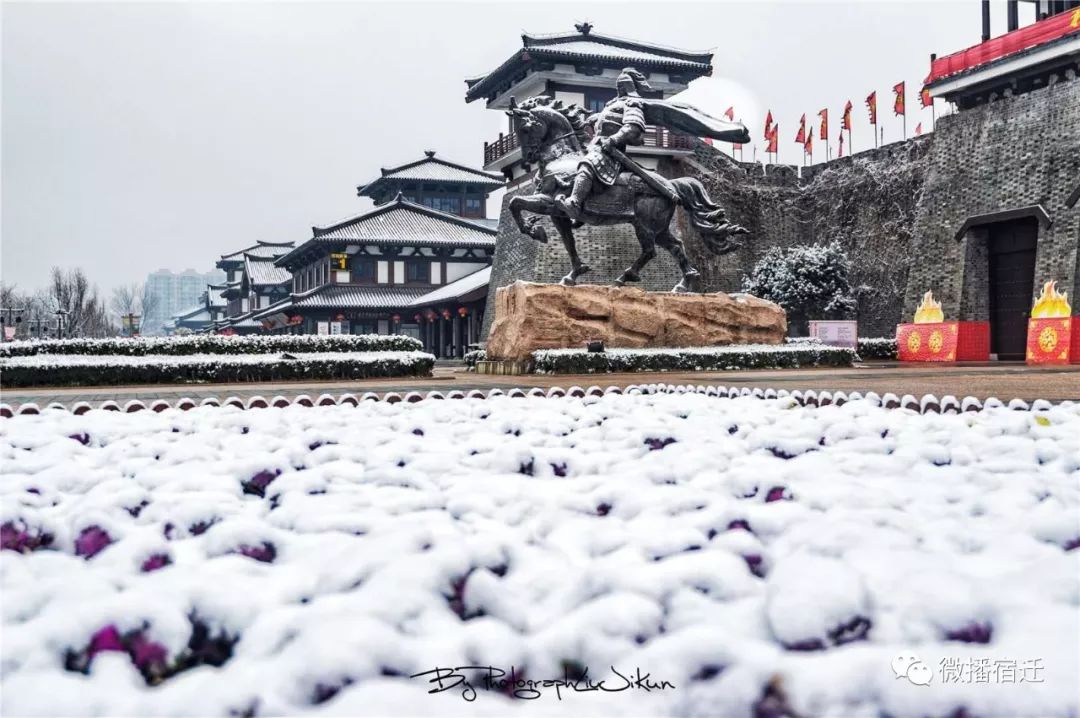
[244,255,292,286]
[219,241,295,263]
[276,196,497,266]
[411,266,491,306]
[465,25,713,102]
[290,285,431,310]
[358,151,503,198]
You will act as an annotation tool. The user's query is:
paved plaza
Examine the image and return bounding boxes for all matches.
[4,362,1079,409]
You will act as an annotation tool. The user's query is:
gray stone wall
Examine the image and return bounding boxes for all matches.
[904,76,1080,320]
[683,140,930,337]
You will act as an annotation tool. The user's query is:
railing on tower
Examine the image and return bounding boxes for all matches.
[483,125,699,167]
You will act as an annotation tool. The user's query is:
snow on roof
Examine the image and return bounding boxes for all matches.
[411,265,490,306]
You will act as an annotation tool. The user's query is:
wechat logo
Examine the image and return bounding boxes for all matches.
[892,653,933,685]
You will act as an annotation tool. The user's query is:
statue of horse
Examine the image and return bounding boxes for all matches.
[506,96,749,292]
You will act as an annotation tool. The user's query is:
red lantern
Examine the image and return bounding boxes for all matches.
[441,309,451,320]
[391,314,401,323]
[426,309,437,321]
[457,307,468,317]
[335,313,345,321]
[413,313,422,323]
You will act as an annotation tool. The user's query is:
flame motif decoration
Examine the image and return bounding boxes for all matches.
[1031,281,1071,319]
[913,290,944,324]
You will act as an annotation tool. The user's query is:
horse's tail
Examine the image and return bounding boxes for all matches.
[670,177,727,233]
[670,177,748,255]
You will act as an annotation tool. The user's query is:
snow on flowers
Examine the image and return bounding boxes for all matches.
[1,393,1077,716]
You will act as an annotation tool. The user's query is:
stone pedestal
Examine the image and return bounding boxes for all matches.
[485,281,787,361]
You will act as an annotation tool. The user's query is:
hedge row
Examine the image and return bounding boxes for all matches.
[0,334,423,358]
[531,345,857,374]
[0,351,434,388]
[857,337,898,360]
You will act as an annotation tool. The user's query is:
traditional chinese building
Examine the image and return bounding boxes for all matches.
[213,241,295,335]
[466,22,714,184]
[253,152,501,357]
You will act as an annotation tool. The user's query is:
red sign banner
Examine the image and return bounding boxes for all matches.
[926,9,1080,84]
[897,322,990,362]
[1026,317,1077,364]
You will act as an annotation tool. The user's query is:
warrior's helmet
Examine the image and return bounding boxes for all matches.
[616,67,653,97]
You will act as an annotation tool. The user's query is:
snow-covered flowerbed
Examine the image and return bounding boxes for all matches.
[0,334,422,359]
[0,351,434,387]
[2,393,1077,716]
[533,344,856,374]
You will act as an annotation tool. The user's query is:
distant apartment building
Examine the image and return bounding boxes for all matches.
[142,268,225,335]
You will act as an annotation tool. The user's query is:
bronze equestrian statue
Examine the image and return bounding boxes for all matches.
[507,67,751,292]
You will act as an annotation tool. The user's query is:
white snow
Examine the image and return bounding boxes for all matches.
[1,393,1077,717]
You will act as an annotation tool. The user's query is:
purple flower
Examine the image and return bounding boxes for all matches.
[743,553,766,577]
[727,519,752,532]
[945,621,993,644]
[765,487,788,502]
[1,520,53,553]
[242,469,280,498]
[75,526,112,559]
[68,433,90,446]
[87,625,125,658]
[645,437,676,451]
[141,553,171,572]
[236,542,276,563]
[128,633,168,672]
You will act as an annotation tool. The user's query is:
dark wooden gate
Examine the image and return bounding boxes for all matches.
[987,218,1038,360]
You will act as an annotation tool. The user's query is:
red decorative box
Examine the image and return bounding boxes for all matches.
[896,321,990,362]
[1026,317,1076,365]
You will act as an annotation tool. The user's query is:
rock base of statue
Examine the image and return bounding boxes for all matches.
[485,281,787,362]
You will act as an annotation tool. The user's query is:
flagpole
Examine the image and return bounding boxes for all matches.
[903,114,907,141]
[848,128,852,155]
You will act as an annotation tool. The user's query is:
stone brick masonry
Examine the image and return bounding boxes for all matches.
[904,75,1080,322]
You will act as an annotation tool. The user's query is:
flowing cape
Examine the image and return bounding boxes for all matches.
[638,99,751,144]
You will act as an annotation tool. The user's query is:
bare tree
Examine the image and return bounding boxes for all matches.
[43,267,115,338]
[110,283,140,317]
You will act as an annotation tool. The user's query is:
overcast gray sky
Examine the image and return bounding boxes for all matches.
[2,1,1035,296]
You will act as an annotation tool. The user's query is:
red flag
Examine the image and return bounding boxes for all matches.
[842,100,853,130]
[804,131,813,155]
[766,124,778,153]
[724,106,735,121]
[920,87,932,107]
[866,91,877,125]
[764,110,774,138]
[893,81,906,116]
[795,114,806,144]
[818,109,828,140]
[915,122,923,136]
[838,128,845,158]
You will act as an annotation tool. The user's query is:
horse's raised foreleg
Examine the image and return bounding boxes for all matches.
[551,216,590,286]
[509,194,556,244]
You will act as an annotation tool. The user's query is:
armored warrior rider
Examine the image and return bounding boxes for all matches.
[556,68,678,222]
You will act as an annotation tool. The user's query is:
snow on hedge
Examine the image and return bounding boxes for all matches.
[858,337,898,360]
[0,351,434,387]
[0,334,423,359]
[533,344,856,374]
[2,393,1077,716]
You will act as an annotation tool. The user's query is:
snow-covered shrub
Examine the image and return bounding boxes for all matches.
[0,351,434,387]
[463,349,486,369]
[742,242,857,332]
[857,337,898,360]
[0,334,422,358]
[532,344,855,374]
